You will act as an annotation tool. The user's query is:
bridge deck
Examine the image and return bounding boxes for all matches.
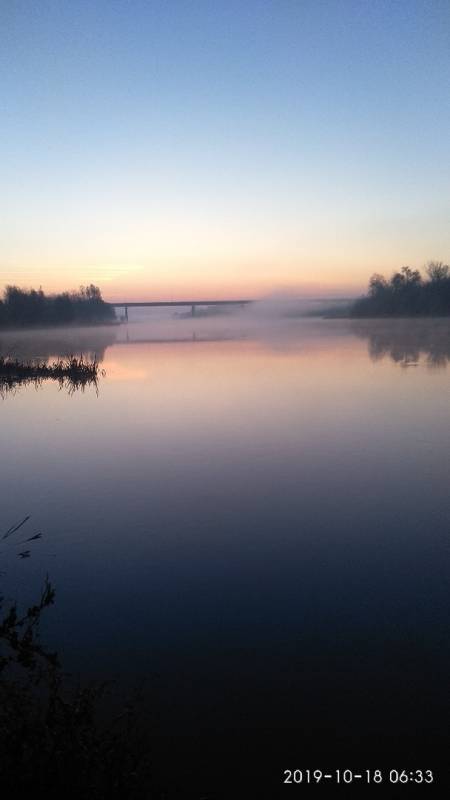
[109,300,252,308]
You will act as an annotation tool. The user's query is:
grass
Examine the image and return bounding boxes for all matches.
[0,355,104,395]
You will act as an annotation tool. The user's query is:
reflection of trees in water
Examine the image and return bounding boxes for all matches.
[351,319,450,368]
[0,326,118,363]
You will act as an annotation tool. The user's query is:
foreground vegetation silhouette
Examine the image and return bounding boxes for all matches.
[0,355,103,396]
[0,519,152,799]
[0,284,115,328]
[352,261,450,317]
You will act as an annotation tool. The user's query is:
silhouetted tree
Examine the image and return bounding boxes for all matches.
[426,260,449,283]
[352,261,450,317]
[369,273,388,296]
[81,284,102,301]
[0,285,115,328]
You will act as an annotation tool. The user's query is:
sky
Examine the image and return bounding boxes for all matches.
[1,0,449,300]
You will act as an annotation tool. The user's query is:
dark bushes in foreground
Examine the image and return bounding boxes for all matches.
[352,261,450,317]
[0,284,115,328]
[0,522,151,798]
[0,589,151,798]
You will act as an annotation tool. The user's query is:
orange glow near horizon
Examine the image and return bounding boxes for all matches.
[2,237,445,302]
[2,191,445,301]
[0,261,383,302]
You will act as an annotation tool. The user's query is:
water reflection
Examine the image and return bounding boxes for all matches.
[0,322,246,361]
[3,316,450,373]
[0,325,118,362]
[351,318,450,368]
[119,329,244,345]
[0,317,449,773]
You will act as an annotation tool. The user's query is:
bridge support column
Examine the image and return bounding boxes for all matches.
[125,305,128,322]
[191,304,195,317]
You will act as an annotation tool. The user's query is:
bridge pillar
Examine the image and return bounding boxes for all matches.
[125,305,128,322]
[191,304,195,317]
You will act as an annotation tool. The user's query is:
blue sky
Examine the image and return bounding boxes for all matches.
[1,0,449,298]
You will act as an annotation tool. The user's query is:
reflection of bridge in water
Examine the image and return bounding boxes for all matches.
[116,331,245,345]
[110,299,252,320]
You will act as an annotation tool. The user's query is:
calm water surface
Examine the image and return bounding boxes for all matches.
[1,316,449,767]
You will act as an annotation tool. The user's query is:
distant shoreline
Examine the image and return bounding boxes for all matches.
[0,285,116,330]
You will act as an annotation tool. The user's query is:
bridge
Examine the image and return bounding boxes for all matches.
[109,299,252,320]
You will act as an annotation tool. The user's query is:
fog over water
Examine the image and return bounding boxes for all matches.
[1,310,449,761]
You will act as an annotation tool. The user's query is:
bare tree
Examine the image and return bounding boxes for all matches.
[426,261,449,282]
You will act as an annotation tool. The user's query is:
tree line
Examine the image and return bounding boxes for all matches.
[0,284,115,328]
[352,261,450,317]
